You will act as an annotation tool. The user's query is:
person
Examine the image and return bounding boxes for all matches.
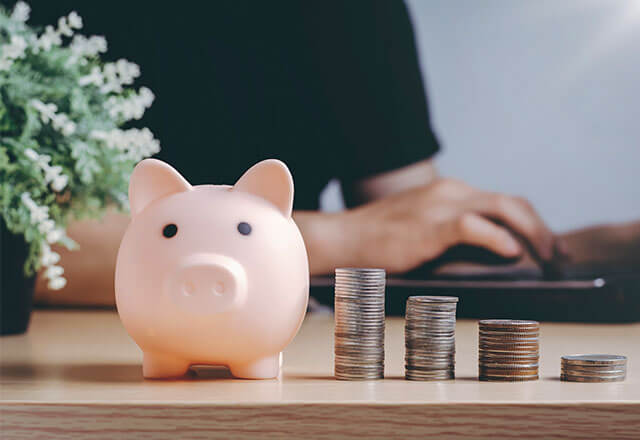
[30,1,638,306]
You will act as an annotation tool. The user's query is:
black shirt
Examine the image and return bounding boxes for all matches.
[28,0,440,209]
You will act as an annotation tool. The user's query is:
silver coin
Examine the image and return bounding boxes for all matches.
[479,375,539,382]
[479,319,539,327]
[406,369,455,376]
[479,362,539,369]
[406,373,454,381]
[561,370,627,379]
[408,307,457,312]
[335,347,385,355]
[406,352,456,358]
[336,267,385,274]
[406,352,456,359]
[406,335,456,340]
[406,364,455,371]
[479,358,539,365]
[561,354,627,366]
[406,342,456,349]
[335,369,384,375]
[406,362,455,370]
[561,369,627,377]
[406,321,456,327]
[560,374,625,383]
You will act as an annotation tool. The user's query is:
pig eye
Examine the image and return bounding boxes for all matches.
[162,223,178,238]
[237,222,252,236]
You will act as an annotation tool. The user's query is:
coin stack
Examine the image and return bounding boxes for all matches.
[561,354,627,382]
[404,296,458,381]
[478,319,540,381]
[334,268,386,380]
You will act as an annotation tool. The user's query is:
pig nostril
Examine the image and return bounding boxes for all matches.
[183,281,195,297]
[213,281,226,296]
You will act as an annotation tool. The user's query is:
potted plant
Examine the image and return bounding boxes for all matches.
[0,2,159,334]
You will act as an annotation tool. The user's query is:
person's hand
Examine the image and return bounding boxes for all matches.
[338,178,557,273]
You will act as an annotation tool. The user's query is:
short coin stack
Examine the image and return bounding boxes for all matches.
[405,296,458,381]
[561,354,627,382]
[334,268,386,380]
[478,319,540,381]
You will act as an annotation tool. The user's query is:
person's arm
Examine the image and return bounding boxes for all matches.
[298,158,559,275]
[559,220,640,271]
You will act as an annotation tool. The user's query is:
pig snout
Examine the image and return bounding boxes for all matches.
[164,253,248,315]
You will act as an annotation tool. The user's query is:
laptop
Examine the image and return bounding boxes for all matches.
[310,246,640,323]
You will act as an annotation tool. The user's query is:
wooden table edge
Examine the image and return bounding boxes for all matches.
[3,401,639,439]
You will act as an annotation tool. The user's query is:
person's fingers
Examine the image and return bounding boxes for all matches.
[445,213,522,258]
[472,193,555,261]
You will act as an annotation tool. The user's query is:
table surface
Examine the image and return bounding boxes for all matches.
[1,310,639,439]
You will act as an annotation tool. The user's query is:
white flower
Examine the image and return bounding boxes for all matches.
[30,205,49,224]
[91,127,160,161]
[24,148,39,161]
[41,244,71,293]
[38,219,56,234]
[99,63,121,93]
[36,154,51,170]
[0,35,28,70]
[50,113,76,135]
[35,25,62,52]
[92,60,141,94]
[42,252,60,266]
[62,121,76,136]
[30,99,76,136]
[20,192,36,208]
[78,66,104,87]
[46,228,64,244]
[4,36,27,59]
[51,174,69,192]
[57,16,73,37]
[48,277,67,290]
[105,87,155,121]
[115,59,140,85]
[67,11,83,30]
[21,144,70,192]
[40,243,61,266]
[44,164,62,183]
[11,1,31,23]
[30,99,57,123]
[21,192,50,225]
[44,265,64,279]
[70,35,107,59]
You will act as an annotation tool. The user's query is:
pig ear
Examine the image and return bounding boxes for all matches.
[129,159,192,217]
[233,159,294,217]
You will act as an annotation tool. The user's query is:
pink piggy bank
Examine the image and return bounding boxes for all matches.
[115,159,309,379]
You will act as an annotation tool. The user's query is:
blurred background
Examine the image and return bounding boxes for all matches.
[322,0,640,231]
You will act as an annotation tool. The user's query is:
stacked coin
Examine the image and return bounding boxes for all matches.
[334,268,386,380]
[478,319,540,381]
[404,296,458,381]
[561,354,627,382]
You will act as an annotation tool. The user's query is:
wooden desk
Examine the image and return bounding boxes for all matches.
[1,310,639,439]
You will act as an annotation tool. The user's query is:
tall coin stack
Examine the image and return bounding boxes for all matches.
[334,268,386,380]
[405,296,458,381]
[561,354,627,382]
[478,319,540,381]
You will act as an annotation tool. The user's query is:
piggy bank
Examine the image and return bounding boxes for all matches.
[115,159,309,379]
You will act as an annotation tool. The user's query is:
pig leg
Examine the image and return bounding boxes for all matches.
[229,353,281,379]
[143,352,191,378]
